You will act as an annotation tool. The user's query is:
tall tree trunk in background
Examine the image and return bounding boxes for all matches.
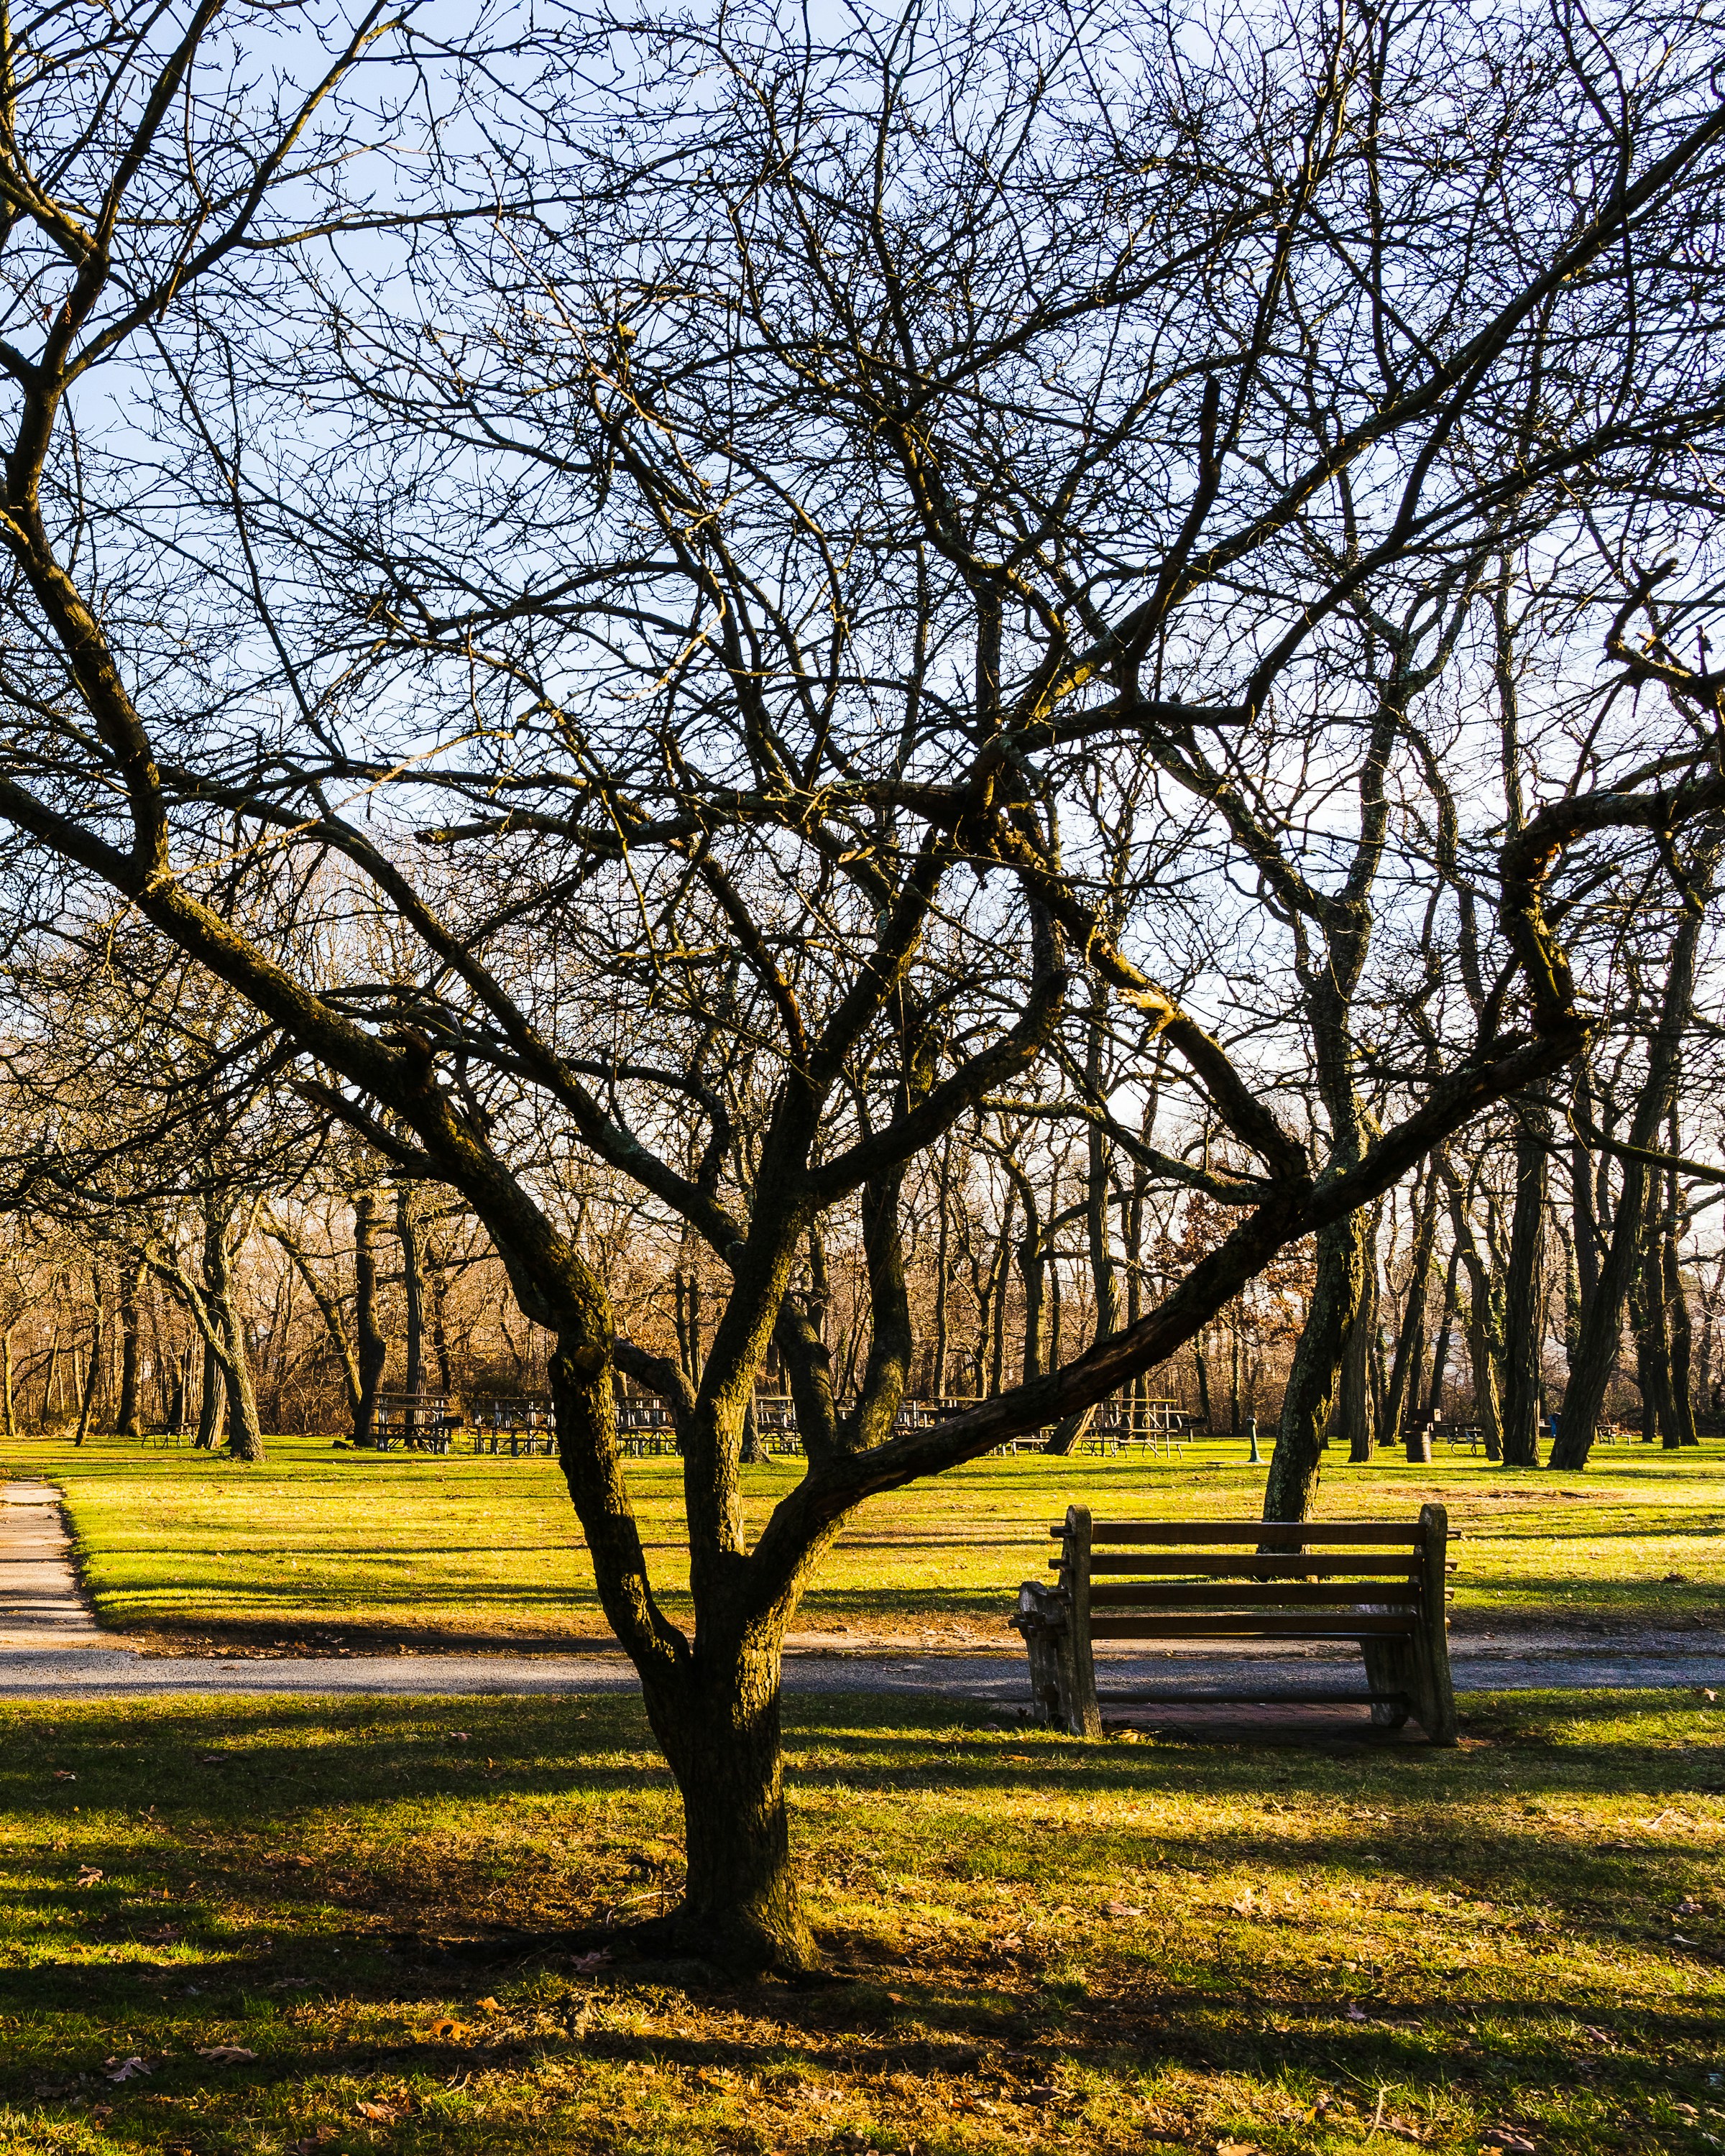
[40,1319,60,1427]
[988,1184,1017,1397]
[1426,1248,1458,1420]
[1229,1323,1242,1436]
[116,1258,144,1439]
[1500,1100,1550,1466]
[1124,1165,1146,1426]
[1193,1331,1213,1432]
[932,1148,952,1396]
[1570,1067,1604,1370]
[397,1185,425,1434]
[1553,828,1721,1468]
[203,1214,265,1462]
[3,1327,16,1439]
[1665,1195,1698,1446]
[1441,1158,1504,1460]
[1008,1165,1046,1384]
[425,1222,454,1391]
[73,1266,104,1445]
[1384,1157,1440,1452]
[196,1330,224,1450]
[1044,990,1116,1455]
[1338,1205,1380,1463]
[351,1189,387,1447]
[270,1223,362,1421]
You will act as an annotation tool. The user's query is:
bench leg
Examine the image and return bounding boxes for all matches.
[1360,1636,1413,1729]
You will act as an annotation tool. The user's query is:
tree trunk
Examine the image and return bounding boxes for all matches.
[1384,1158,1440,1452]
[352,1189,386,1446]
[196,1333,224,1449]
[398,1184,425,1435]
[1500,1102,1548,1467]
[203,1215,266,1462]
[548,1350,814,1974]
[116,1259,144,1439]
[3,1327,15,1439]
[73,1266,104,1445]
[1338,1200,1381,1463]
[1044,1004,1116,1455]
[1264,1214,1363,1519]
[1553,829,1720,1468]
[1427,1245,1460,1419]
[987,1184,1016,1397]
[932,1152,951,1396]
[1440,1157,1504,1459]
[1665,1192,1698,1445]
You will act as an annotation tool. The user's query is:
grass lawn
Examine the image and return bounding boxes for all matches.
[6,1434,1724,1653]
[0,1687,1720,2154]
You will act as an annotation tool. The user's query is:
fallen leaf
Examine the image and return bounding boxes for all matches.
[77,1866,104,1886]
[1217,2142,1261,2155]
[1104,1901,1143,1918]
[1482,2132,1536,2154]
[1345,2004,1370,2022]
[52,1770,75,1782]
[1021,2083,1062,2105]
[568,1948,612,1973]
[288,2132,339,2153]
[145,1925,183,1944]
[476,1996,501,2013]
[104,2056,151,2083]
[447,1731,471,1744]
[431,2018,471,2040]
[1228,1892,1257,1917]
[196,2045,258,2063]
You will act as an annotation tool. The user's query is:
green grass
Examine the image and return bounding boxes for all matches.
[0,1688,1721,2154]
[8,1434,1724,1652]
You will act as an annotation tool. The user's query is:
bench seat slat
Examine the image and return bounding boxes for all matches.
[1080,1554,1419,1578]
[1085,1581,1421,1609]
[1090,1615,1418,1639]
[1054,1521,1422,1546]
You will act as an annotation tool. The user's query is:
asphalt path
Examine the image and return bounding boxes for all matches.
[2,1479,1719,1707]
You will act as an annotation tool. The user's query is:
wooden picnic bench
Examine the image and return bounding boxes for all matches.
[1011,1505,1457,1745]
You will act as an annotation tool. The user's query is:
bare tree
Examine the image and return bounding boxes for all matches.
[0,0,1720,1973]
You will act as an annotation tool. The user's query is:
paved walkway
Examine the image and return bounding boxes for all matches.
[0,1480,104,1648]
[1,1482,1719,1705]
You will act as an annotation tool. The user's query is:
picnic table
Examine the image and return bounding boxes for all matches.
[373,1390,461,1452]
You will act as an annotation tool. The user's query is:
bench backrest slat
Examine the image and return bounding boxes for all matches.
[1079,1554,1418,1577]
[1055,1521,1422,1545]
[1087,1581,1422,1609]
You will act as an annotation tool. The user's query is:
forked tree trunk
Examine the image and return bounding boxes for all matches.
[548,1350,815,1973]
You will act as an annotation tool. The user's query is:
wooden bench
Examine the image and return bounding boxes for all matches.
[1011,1505,1457,1745]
